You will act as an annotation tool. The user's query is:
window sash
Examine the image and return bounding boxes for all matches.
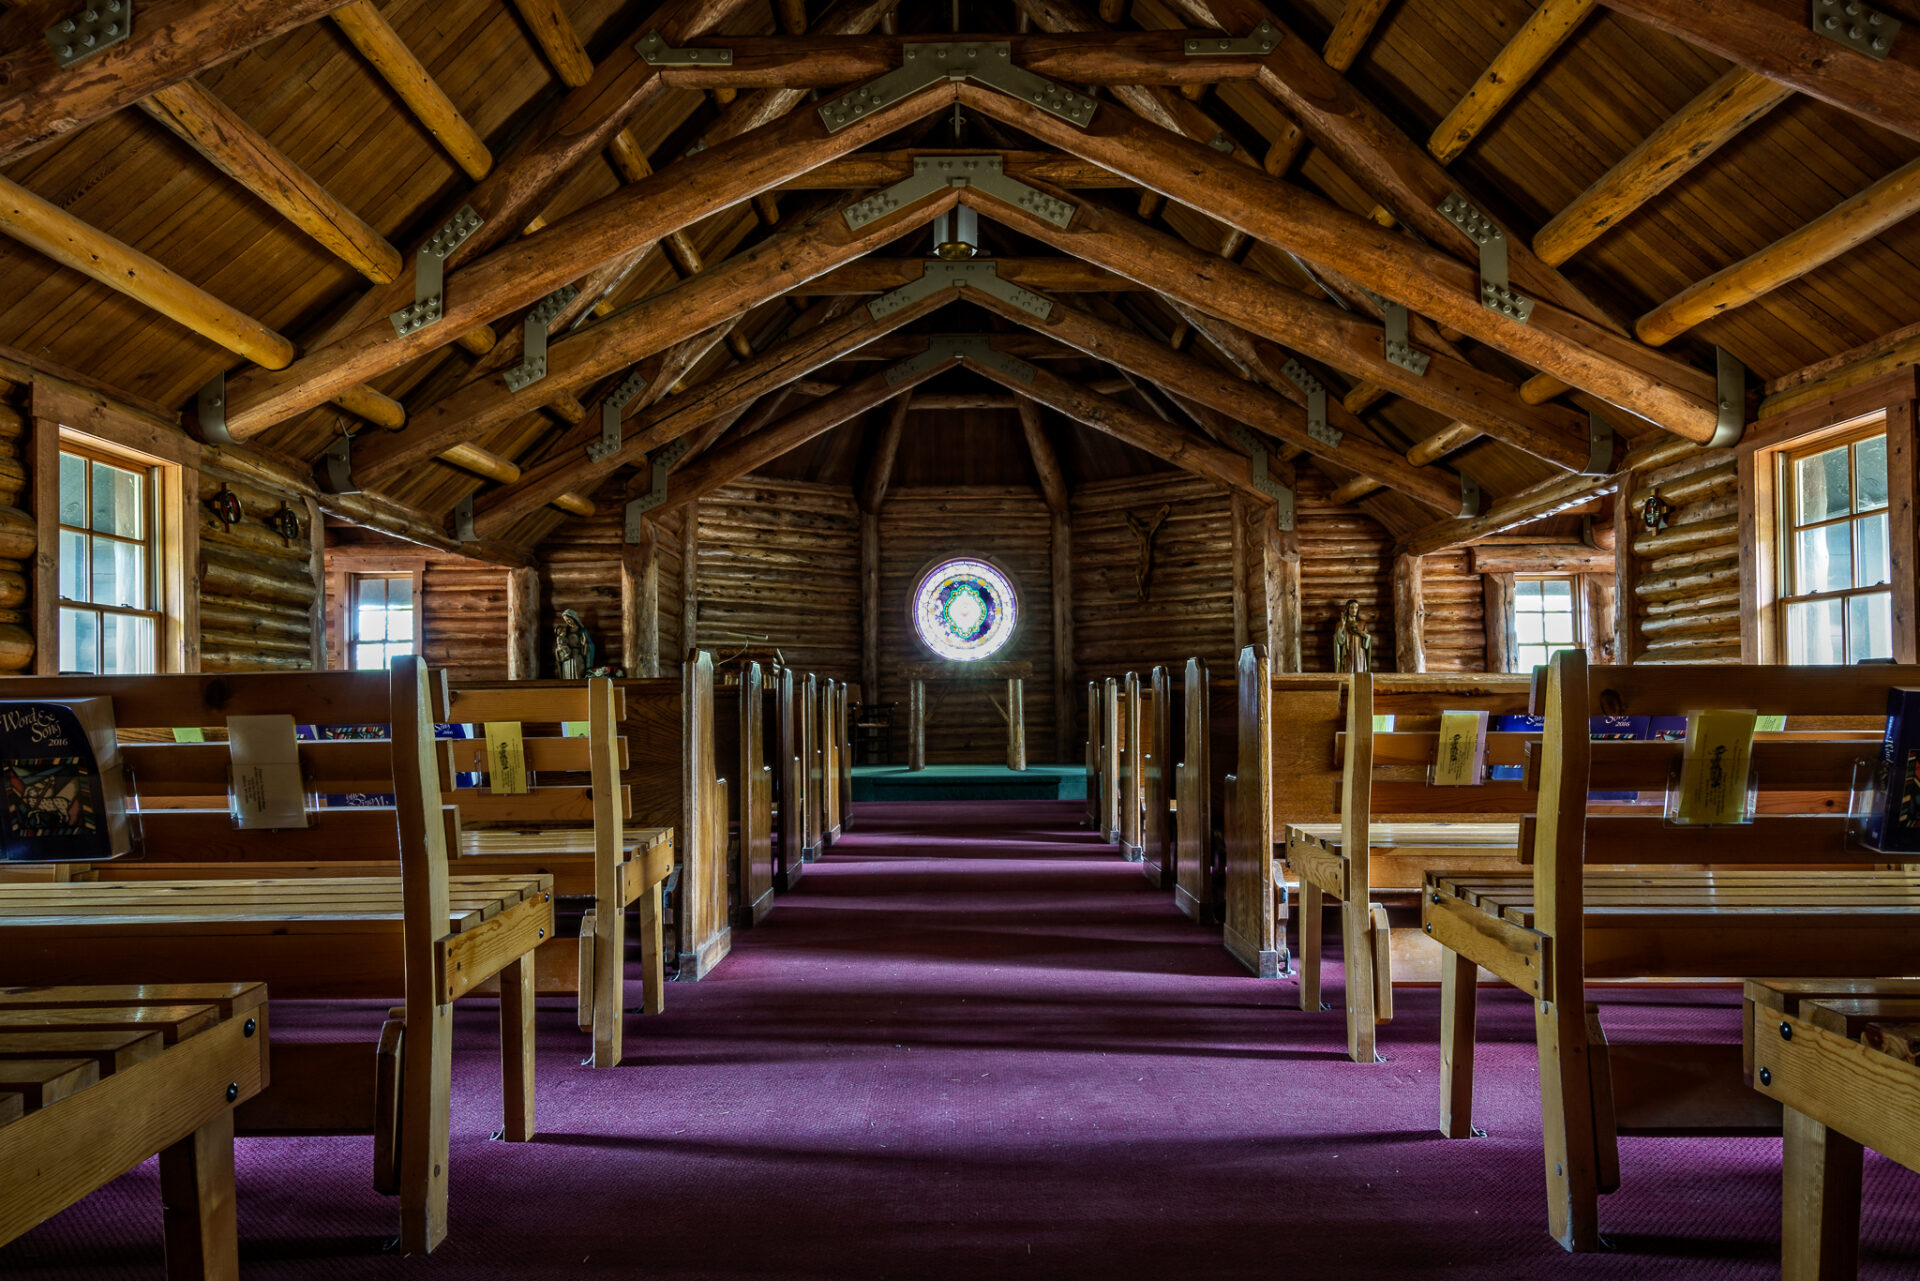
[1776,426,1890,662]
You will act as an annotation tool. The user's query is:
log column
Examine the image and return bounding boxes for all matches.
[1483,573,1515,674]
[1263,484,1302,672]
[860,509,880,703]
[907,679,926,771]
[1007,677,1027,771]
[1393,552,1426,673]
[1230,491,1250,654]
[507,566,540,679]
[681,501,700,657]
[621,522,660,677]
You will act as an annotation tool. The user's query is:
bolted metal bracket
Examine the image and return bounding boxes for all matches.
[1437,192,1533,324]
[884,335,1035,386]
[502,285,579,393]
[1458,473,1481,519]
[588,367,650,463]
[194,371,235,446]
[1361,286,1429,376]
[1183,21,1280,56]
[845,154,1076,233]
[819,43,1096,134]
[1231,425,1295,531]
[868,260,1053,323]
[635,29,733,67]
[391,206,483,337]
[1812,0,1899,58]
[1281,358,1340,448]
[319,435,359,495]
[1711,346,1747,449]
[45,0,130,68]
[623,437,692,539]
[453,494,476,543]
[1584,410,1615,476]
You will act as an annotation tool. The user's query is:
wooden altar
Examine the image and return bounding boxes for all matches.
[903,661,1034,773]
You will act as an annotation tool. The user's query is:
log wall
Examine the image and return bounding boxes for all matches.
[878,486,1056,763]
[1626,448,1741,664]
[540,506,685,674]
[1298,473,1397,672]
[199,462,318,672]
[1419,547,1487,673]
[321,548,512,682]
[695,479,859,678]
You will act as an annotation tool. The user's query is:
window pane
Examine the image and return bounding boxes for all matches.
[385,604,413,644]
[90,461,142,537]
[1857,511,1891,588]
[1785,598,1845,665]
[384,576,413,610]
[58,453,86,526]
[90,536,144,608]
[1514,579,1542,604]
[58,528,87,601]
[356,602,389,644]
[59,607,97,674]
[1544,614,1576,645]
[1541,578,1572,605]
[1848,592,1893,665]
[1795,522,1852,594]
[1515,612,1544,644]
[353,641,390,672]
[1855,436,1888,511]
[100,612,154,675]
[1795,447,1851,524]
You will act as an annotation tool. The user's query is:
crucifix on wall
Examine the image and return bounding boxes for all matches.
[1126,503,1171,601]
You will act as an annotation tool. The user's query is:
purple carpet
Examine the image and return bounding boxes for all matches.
[7,800,1918,1278]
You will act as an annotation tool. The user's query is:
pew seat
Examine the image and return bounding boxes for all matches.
[1747,978,1920,1281]
[0,983,271,1279]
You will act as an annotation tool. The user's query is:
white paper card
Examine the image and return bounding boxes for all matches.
[228,714,308,829]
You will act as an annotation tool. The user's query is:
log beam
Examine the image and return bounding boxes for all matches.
[1323,0,1392,71]
[858,395,909,515]
[1017,400,1070,514]
[331,0,492,180]
[1427,0,1597,164]
[797,257,1133,294]
[620,526,661,676]
[507,566,540,677]
[1051,509,1075,760]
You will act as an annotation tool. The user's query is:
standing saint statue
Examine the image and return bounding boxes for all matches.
[553,609,595,680]
[1331,598,1373,673]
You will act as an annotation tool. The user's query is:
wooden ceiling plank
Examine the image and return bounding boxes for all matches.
[1597,0,1920,143]
[1637,152,1920,345]
[330,0,494,181]
[138,80,403,285]
[218,78,957,440]
[1427,0,1599,165]
[1323,0,1394,73]
[1533,66,1793,267]
[1016,399,1071,513]
[0,0,359,162]
[959,84,1720,443]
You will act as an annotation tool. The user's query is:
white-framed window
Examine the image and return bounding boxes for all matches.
[57,444,160,674]
[1511,575,1583,673]
[1777,427,1891,664]
[349,574,415,671]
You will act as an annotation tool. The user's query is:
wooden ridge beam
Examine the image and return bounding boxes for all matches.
[139,79,402,284]
[363,186,958,480]
[0,0,358,161]
[1533,67,1791,267]
[1428,0,1597,165]
[1597,0,1920,143]
[912,392,1022,409]
[796,258,1133,294]
[957,182,1599,471]
[330,0,492,180]
[218,75,956,440]
[958,84,1720,442]
[1637,153,1920,345]
[1016,399,1070,513]
[781,150,1133,190]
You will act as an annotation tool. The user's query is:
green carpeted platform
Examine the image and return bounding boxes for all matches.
[852,764,1087,802]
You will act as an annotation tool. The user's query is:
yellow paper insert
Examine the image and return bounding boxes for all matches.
[484,721,528,795]
[1433,710,1487,787]
[1677,709,1756,824]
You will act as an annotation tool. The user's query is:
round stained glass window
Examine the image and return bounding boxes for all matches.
[912,558,1019,661]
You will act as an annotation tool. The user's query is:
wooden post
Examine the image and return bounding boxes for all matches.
[860,508,880,706]
[506,566,540,679]
[1393,552,1426,673]
[1007,677,1027,771]
[306,497,326,671]
[1586,574,1618,665]
[1612,478,1641,664]
[621,523,660,677]
[1230,491,1250,655]
[1262,485,1303,672]
[907,679,926,771]
[1051,510,1075,763]
[681,501,700,657]
[1483,573,1515,674]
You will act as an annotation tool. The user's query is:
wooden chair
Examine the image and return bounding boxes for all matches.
[716,661,775,926]
[0,983,272,1279]
[441,675,674,1067]
[1425,650,1920,1251]
[1284,669,1534,1062]
[1746,978,1920,1281]
[1140,665,1180,890]
[0,659,551,1253]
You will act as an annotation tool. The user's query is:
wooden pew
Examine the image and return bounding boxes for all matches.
[1283,669,1534,1062]
[440,676,674,1067]
[1424,651,1920,1252]
[0,984,271,1278]
[820,678,843,846]
[836,680,854,833]
[1100,677,1122,840]
[716,662,775,926]
[800,672,823,861]
[1747,978,1920,1281]
[768,664,807,889]
[1084,680,1101,830]
[1119,672,1147,860]
[1172,656,1234,925]
[1140,665,1180,890]
[615,653,728,980]
[0,659,551,1253]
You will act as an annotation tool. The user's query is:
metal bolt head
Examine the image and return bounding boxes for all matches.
[226,1082,239,1102]
[1759,1067,1772,1086]
[1781,1021,1793,1040]
[244,1017,257,1037]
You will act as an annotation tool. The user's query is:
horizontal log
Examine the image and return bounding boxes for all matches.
[1646,543,1740,573]
[201,649,316,672]
[1640,609,1742,638]
[201,627,313,656]
[1469,543,1613,575]
[1643,588,1741,617]
[1631,514,1739,558]
[1634,561,1741,602]
[0,505,35,560]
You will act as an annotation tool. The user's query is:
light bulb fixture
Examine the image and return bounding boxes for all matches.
[933,205,978,261]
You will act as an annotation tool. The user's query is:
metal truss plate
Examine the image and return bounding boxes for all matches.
[1281,359,1339,448]
[846,154,1075,233]
[868,260,1053,323]
[1437,192,1533,325]
[46,0,130,68]
[1183,21,1280,56]
[1230,424,1294,531]
[885,335,1034,386]
[624,437,692,537]
[1584,410,1614,476]
[819,43,1096,134]
[1458,473,1480,519]
[635,29,733,66]
[391,206,483,337]
[319,435,358,495]
[1361,286,1429,377]
[1813,0,1899,58]
[502,285,579,393]
[588,367,649,463]
[194,371,234,446]
[453,494,476,543]
[1711,346,1747,449]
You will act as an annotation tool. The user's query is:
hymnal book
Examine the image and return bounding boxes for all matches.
[0,698,130,862]
[1866,687,1920,853]
[1433,711,1488,786]
[1487,714,1542,781]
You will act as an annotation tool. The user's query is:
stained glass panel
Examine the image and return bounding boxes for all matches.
[912,558,1018,661]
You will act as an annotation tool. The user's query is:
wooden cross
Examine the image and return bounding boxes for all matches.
[1125,503,1172,601]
